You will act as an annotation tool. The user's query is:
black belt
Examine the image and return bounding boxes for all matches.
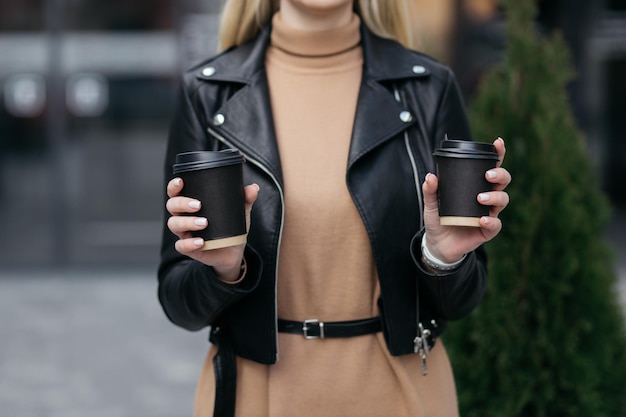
[277,317,382,339]
[210,316,382,417]
[211,316,444,417]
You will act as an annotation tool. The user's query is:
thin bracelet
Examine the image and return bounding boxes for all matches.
[421,234,466,272]
[220,258,247,285]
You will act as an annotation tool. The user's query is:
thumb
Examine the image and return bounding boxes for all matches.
[244,183,260,205]
[422,173,443,232]
[422,173,439,212]
[244,183,260,233]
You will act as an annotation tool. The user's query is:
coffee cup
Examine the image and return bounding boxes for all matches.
[173,149,247,250]
[433,138,499,227]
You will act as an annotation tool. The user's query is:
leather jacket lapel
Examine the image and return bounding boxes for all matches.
[348,78,414,169]
[208,74,284,187]
[200,28,284,186]
[348,26,430,169]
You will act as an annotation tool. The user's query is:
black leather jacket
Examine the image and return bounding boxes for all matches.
[158,24,487,365]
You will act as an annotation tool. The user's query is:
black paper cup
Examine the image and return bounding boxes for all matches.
[433,138,499,227]
[173,149,247,250]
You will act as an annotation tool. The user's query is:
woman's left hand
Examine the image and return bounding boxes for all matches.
[421,137,511,263]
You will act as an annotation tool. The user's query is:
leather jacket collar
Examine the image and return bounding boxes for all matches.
[198,24,432,82]
[193,24,432,187]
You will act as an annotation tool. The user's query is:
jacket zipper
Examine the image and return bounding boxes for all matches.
[394,86,428,373]
[403,134,424,226]
[393,88,424,221]
[207,126,284,362]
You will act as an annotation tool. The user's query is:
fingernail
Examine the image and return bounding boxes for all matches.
[173,178,181,187]
[254,183,260,192]
[478,193,490,202]
[194,218,207,226]
[487,170,497,179]
[189,200,201,209]
[193,238,204,246]
[482,217,491,225]
[425,173,433,183]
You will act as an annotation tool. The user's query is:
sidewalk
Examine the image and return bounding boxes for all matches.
[1,261,625,417]
[0,269,208,417]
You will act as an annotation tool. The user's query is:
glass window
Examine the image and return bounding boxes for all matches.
[64,0,175,31]
[0,0,225,267]
[0,1,44,32]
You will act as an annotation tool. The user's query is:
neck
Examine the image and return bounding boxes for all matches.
[279,0,354,31]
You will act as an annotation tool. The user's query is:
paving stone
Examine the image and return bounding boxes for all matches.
[0,270,209,417]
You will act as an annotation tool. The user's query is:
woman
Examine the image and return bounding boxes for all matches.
[158,0,511,416]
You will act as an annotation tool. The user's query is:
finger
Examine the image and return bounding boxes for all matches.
[477,191,510,217]
[485,167,512,192]
[479,215,503,240]
[493,137,506,168]
[174,237,205,254]
[166,196,202,216]
[167,178,184,198]
[167,216,208,235]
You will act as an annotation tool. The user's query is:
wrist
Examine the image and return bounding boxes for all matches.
[216,258,247,284]
[421,234,466,272]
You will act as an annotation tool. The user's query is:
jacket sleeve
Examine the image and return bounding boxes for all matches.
[157,77,262,331]
[411,229,488,320]
[412,68,488,320]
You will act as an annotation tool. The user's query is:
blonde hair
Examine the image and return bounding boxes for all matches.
[217,0,418,52]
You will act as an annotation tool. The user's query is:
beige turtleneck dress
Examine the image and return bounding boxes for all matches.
[194,13,459,417]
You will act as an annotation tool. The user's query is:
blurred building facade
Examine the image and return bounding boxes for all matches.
[0,0,223,268]
[0,0,624,269]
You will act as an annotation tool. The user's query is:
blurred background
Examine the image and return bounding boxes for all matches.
[0,0,624,415]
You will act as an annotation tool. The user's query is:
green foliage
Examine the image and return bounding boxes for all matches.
[444,1,626,416]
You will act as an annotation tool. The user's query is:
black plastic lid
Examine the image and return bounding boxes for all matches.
[433,139,499,160]
[173,149,245,174]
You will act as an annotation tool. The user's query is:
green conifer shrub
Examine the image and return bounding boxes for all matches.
[444,1,626,416]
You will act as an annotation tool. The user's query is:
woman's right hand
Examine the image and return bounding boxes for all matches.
[165,178,260,282]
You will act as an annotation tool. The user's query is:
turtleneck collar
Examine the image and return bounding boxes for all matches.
[270,12,361,58]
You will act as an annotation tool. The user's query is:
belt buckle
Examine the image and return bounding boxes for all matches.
[303,319,325,339]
